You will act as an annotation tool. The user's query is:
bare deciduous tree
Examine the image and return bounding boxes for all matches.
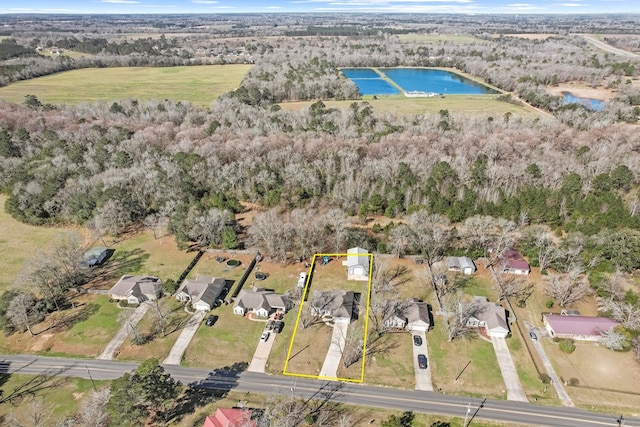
[600,327,627,351]
[544,267,592,307]
[7,396,53,427]
[496,274,534,306]
[442,291,485,342]
[76,388,111,427]
[6,291,44,337]
[605,301,640,331]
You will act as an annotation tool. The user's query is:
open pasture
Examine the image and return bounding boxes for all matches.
[0,64,251,105]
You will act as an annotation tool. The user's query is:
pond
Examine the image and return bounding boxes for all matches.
[562,92,603,111]
[341,67,498,96]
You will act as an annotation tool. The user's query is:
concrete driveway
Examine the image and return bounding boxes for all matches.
[163,310,206,365]
[491,336,528,402]
[411,331,433,391]
[525,321,574,406]
[248,330,277,373]
[97,301,150,360]
[319,322,349,379]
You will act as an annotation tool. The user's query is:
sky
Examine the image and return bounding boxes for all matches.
[1,0,639,15]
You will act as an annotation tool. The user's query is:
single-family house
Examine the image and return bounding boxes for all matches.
[175,275,226,311]
[543,314,620,342]
[445,256,476,275]
[311,289,355,324]
[233,288,290,318]
[384,299,431,332]
[109,275,163,305]
[463,297,510,338]
[499,250,530,275]
[342,247,371,281]
[83,247,110,267]
[203,407,257,427]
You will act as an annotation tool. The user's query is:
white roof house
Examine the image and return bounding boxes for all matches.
[445,256,476,275]
[175,275,226,311]
[342,247,371,281]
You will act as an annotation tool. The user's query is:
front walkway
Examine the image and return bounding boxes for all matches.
[411,331,433,391]
[97,302,151,360]
[163,310,206,365]
[319,322,349,379]
[491,336,528,402]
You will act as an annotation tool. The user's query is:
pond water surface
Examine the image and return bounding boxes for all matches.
[341,67,498,96]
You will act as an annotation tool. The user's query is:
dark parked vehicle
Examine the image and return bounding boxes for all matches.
[205,315,218,326]
[417,354,428,369]
[413,335,423,346]
[273,321,284,334]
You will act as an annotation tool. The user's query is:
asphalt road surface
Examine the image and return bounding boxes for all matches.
[2,354,639,427]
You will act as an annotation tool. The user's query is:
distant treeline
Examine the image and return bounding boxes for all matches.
[285,26,414,37]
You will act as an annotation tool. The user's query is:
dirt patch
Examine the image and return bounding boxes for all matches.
[30,333,53,352]
[547,84,616,100]
[504,34,555,40]
[72,392,85,400]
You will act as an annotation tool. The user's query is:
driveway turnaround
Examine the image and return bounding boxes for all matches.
[248,330,277,373]
[319,322,349,378]
[411,331,433,391]
[97,302,151,360]
[491,336,528,402]
[163,310,206,365]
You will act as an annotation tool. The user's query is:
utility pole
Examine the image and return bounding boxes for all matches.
[463,402,471,427]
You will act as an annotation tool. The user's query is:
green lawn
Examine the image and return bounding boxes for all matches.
[0,195,74,294]
[182,303,266,369]
[0,64,251,106]
[0,374,108,422]
[38,295,122,358]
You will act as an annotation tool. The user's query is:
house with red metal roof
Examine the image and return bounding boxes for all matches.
[499,250,530,275]
[203,408,257,427]
[543,314,620,342]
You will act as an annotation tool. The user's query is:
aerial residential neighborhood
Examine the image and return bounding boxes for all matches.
[1,9,640,427]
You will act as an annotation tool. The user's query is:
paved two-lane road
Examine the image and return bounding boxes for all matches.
[1,354,638,427]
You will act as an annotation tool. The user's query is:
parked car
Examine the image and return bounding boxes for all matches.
[205,315,218,327]
[260,332,270,342]
[413,335,423,346]
[273,321,284,334]
[529,331,538,341]
[417,354,428,369]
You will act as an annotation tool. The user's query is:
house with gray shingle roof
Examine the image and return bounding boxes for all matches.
[463,297,510,338]
[384,299,431,332]
[311,289,355,324]
[175,275,226,311]
[109,275,163,305]
[233,288,290,318]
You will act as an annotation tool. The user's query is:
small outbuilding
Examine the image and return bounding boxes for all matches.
[342,247,371,281]
[83,247,110,267]
[445,256,476,275]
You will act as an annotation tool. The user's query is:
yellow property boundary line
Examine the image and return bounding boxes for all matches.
[283,252,374,383]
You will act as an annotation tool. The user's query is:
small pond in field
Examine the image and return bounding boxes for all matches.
[341,67,498,96]
[562,92,603,111]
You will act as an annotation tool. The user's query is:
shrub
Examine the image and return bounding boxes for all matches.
[545,299,554,309]
[559,338,576,353]
[539,373,551,384]
[568,378,580,386]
